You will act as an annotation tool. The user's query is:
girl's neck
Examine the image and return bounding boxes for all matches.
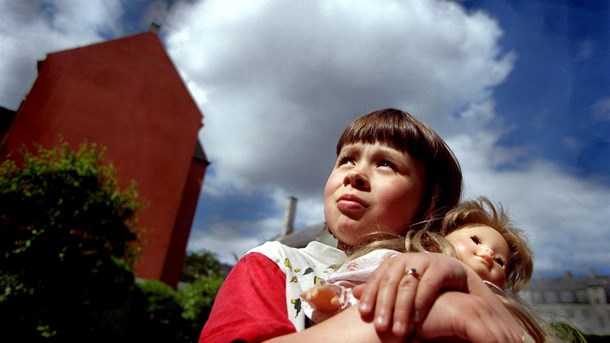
[336,241,354,253]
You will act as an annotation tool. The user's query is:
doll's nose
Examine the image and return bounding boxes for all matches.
[481,246,494,257]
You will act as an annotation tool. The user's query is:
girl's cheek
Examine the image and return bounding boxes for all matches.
[323,174,336,200]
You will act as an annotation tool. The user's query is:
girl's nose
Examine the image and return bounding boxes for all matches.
[343,169,370,190]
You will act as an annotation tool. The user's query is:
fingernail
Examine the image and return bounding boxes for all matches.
[393,321,404,335]
[359,303,369,312]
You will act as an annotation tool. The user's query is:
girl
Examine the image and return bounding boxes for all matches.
[301,197,547,342]
[200,109,525,342]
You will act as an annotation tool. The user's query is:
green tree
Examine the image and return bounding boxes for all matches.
[135,279,191,343]
[179,250,227,338]
[179,276,225,337]
[0,141,144,342]
[181,250,226,282]
[549,322,588,342]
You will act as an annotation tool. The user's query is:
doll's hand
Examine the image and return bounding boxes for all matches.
[300,285,341,313]
[354,252,483,336]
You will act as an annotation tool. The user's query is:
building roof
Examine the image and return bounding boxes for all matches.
[524,272,610,306]
[527,272,610,291]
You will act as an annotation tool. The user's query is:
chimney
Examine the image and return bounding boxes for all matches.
[150,22,161,33]
[282,196,297,237]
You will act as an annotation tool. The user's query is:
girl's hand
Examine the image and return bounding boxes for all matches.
[354,253,469,335]
[354,252,519,338]
[415,290,524,342]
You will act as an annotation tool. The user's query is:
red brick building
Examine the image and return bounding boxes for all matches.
[1,32,208,288]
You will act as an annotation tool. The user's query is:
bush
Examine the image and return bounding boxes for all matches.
[135,279,191,342]
[549,322,587,343]
[0,141,143,342]
[179,276,225,337]
[0,140,227,342]
[133,277,225,342]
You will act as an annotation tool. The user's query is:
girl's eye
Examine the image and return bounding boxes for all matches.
[470,235,480,244]
[337,156,355,166]
[495,257,505,267]
[379,159,396,169]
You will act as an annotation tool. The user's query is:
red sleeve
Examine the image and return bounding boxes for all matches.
[199,252,296,343]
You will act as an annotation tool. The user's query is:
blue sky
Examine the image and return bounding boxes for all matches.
[1,0,608,277]
[467,0,610,179]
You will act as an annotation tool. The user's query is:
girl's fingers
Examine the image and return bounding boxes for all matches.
[357,255,399,318]
[371,259,403,331]
[389,266,420,336]
[358,254,426,332]
[358,253,480,336]
[410,255,469,322]
[357,270,382,317]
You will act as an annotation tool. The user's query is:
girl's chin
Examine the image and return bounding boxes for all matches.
[331,227,365,242]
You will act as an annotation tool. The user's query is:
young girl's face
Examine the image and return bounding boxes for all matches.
[324,142,426,249]
[445,225,510,288]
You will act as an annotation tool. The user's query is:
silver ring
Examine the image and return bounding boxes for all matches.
[407,267,420,279]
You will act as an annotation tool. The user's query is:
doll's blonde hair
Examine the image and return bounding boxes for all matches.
[431,196,533,293]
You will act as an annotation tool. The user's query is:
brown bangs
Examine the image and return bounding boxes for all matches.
[334,108,462,227]
[335,109,440,167]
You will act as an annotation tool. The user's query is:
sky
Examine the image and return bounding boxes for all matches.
[1,0,609,277]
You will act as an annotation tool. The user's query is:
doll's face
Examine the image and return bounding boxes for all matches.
[446,224,510,288]
[324,142,425,249]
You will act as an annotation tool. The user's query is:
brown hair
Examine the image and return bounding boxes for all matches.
[336,108,462,230]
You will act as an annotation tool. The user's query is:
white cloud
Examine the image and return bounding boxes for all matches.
[187,214,284,265]
[166,0,610,275]
[0,0,123,109]
[592,96,610,121]
[1,0,607,276]
[448,108,610,275]
[164,0,515,198]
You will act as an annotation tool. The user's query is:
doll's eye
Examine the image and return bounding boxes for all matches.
[470,235,480,244]
[495,257,505,267]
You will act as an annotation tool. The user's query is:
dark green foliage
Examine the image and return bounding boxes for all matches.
[135,279,191,343]
[0,141,144,342]
[549,322,588,343]
[179,276,225,336]
[179,250,227,338]
[181,249,226,282]
[583,333,610,343]
[132,276,225,342]
[0,141,228,342]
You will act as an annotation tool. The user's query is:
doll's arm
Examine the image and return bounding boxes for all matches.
[301,284,341,313]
